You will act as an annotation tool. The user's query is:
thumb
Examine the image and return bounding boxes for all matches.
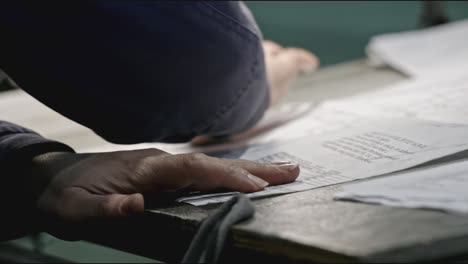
[62,189,145,220]
[96,193,145,218]
[42,190,144,241]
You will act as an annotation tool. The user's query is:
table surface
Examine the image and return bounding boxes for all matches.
[2,59,468,263]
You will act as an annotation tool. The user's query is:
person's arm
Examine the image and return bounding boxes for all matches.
[0,120,74,240]
[0,120,300,241]
[0,2,273,144]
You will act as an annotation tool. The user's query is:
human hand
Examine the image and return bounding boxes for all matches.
[31,149,299,239]
[263,40,319,106]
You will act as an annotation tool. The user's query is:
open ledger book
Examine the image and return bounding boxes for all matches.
[177,73,468,206]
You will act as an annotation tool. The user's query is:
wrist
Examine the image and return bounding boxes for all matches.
[30,151,76,199]
[28,151,77,234]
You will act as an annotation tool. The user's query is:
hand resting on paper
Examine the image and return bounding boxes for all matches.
[31,148,299,240]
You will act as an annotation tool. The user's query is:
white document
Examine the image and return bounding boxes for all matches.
[334,159,468,215]
[367,19,468,77]
[178,118,468,206]
[226,72,468,157]
[326,73,468,125]
[233,103,367,154]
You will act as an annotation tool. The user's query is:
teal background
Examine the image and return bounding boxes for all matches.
[246,1,468,66]
[1,1,468,262]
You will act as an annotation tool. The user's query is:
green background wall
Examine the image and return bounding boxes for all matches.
[247,1,468,66]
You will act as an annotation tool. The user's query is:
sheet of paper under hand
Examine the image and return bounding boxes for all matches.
[334,159,468,215]
[367,18,468,77]
[178,118,468,206]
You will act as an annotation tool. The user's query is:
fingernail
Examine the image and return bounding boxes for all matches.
[271,161,292,165]
[247,174,269,189]
[277,162,299,172]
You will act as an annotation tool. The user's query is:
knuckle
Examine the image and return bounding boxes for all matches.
[225,163,240,175]
[254,162,270,171]
[181,153,208,168]
[132,157,155,185]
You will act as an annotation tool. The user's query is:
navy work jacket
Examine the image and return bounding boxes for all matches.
[0,1,269,145]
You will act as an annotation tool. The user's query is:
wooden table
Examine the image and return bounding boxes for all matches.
[2,60,468,263]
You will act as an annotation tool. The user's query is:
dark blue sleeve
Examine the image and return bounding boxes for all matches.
[0,120,74,164]
[0,1,269,144]
[0,120,74,240]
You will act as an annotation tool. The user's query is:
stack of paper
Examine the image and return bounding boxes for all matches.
[178,118,468,206]
[175,70,468,206]
[325,73,468,125]
[367,19,468,77]
[335,159,468,215]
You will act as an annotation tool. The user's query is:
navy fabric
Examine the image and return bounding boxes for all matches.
[0,1,269,144]
[0,120,74,193]
[0,120,74,163]
[0,120,74,240]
